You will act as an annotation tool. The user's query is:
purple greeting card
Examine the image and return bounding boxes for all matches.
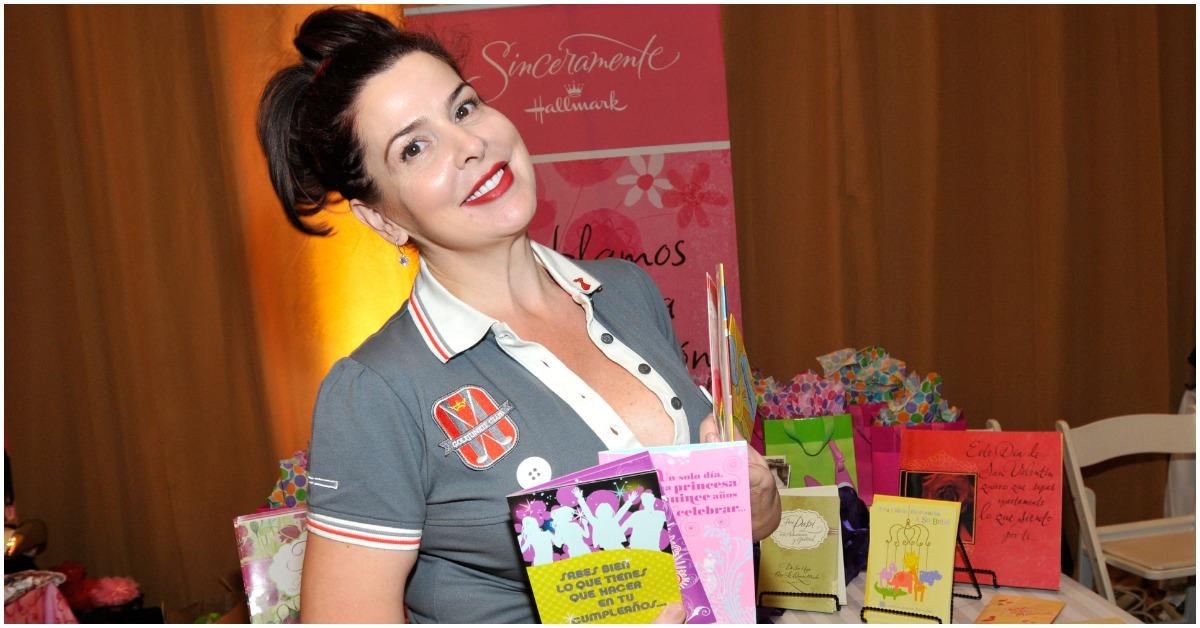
[510,453,714,623]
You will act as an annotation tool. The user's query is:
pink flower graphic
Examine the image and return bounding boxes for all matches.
[563,209,643,260]
[662,162,727,228]
[615,154,672,208]
[278,524,302,542]
[552,157,623,188]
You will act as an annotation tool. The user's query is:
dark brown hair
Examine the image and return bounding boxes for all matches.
[256,7,461,235]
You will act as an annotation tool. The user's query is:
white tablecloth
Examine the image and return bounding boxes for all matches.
[769,573,1140,623]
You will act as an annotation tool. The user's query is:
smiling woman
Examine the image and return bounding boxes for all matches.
[254,7,779,624]
[343,52,538,260]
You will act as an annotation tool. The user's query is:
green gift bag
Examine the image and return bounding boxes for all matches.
[763,414,858,489]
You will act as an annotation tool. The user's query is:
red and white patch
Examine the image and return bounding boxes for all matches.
[432,386,518,470]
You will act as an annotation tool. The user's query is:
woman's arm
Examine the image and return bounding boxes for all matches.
[299,534,418,623]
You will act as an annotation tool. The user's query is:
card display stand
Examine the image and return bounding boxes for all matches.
[951,534,995,600]
[758,590,842,612]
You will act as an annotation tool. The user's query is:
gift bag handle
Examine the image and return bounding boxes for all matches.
[780,417,836,457]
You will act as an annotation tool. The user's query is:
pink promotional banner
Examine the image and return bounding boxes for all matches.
[405,4,742,382]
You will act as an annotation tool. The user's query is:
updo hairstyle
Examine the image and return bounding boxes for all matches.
[257,7,462,235]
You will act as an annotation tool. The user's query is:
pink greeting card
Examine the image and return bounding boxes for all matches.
[601,442,754,623]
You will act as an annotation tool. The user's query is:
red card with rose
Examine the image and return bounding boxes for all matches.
[899,431,1063,590]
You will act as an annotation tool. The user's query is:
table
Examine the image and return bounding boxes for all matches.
[770,573,1140,623]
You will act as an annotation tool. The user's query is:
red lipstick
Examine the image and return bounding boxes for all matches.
[462,162,513,206]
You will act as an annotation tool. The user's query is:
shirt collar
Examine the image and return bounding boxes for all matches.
[407,241,602,363]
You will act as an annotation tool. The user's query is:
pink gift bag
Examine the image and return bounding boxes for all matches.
[868,418,967,503]
[849,403,887,504]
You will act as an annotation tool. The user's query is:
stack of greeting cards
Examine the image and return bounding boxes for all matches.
[899,431,1063,589]
[601,442,755,623]
[862,495,960,624]
[706,263,756,442]
[507,452,715,624]
[758,486,845,613]
[233,506,307,624]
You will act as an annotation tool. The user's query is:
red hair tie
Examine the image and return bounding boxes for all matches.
[311,57,332,83]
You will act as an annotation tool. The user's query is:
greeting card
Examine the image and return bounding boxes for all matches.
[601,442,754,623]
[233,507,307,624]
[758,486,845,612]
[726,314,756,442]
[705,264,757,442]
[508,454,714,623]
[899,431,1063,590]
[863,495,960,624]
[974,594,1065,623]
[706,266,734,441]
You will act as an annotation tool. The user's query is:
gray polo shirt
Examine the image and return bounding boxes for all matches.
[304,243,712,623]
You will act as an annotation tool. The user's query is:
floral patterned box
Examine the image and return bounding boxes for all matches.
[233,506,307,623]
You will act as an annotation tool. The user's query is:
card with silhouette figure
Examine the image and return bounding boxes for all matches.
[507,455,713,624]
[862,495,960,624]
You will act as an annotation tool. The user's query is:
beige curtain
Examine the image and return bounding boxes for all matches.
[5,4,278,613]
[724,4,1194,544]
[4,3,1193,613]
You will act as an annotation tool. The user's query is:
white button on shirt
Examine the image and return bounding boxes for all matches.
[407,241,690,451]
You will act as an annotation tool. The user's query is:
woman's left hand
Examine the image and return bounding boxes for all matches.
[699,413,781,541]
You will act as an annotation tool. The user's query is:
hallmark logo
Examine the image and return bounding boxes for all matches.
[524,88,628,124]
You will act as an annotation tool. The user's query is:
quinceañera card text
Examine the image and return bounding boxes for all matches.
[600,441,754,623]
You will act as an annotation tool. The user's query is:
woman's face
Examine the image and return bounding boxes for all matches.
[351,52,536,253]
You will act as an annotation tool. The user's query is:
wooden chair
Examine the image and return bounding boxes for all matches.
[1057,414,1196,608]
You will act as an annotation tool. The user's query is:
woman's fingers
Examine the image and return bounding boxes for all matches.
[698,413,719,443]
[652,602,685,624]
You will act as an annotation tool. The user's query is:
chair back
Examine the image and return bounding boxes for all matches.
[1059,414,1195,469]
[1057,413,1197,605]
